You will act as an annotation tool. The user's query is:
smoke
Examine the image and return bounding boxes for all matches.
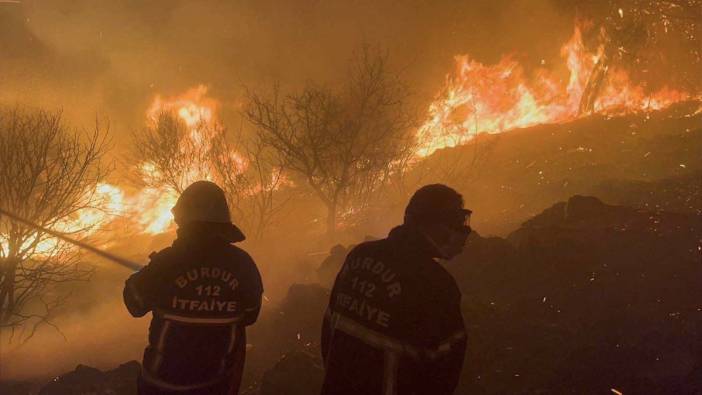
[0,300,146,380]
[0,262,148,380]
[0,0,576,152]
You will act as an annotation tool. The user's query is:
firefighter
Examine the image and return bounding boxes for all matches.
[321,184,470,395]
[123,181,263,395]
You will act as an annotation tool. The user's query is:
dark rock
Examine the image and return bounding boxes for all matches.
[317,244,348,287]
[270,283,330,346]
[38,361,139,395]
[259,350,324,395]
[243,284,328,391]
[0,380,40,395]
[589,171,702,214]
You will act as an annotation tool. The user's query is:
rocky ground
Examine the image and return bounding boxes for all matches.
[1,362,139,395]
[451,195,701,393]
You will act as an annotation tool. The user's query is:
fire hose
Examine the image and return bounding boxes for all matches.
[0,207,144,271]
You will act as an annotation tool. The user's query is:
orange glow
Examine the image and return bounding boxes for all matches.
[7,23,695,248]
[1,85,226,249]
[132,186,179,234]
[138,85,223,233]
[417,22,696,156]
[0,183,127,256]
[146,85,217,127]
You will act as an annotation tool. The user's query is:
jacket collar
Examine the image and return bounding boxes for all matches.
[387,224,442,259]
[173,222,245,249]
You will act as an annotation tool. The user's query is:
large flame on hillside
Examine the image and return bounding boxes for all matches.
[417,22,696,156]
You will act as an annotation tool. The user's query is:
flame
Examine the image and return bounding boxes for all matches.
[146,85,217,127]
[57,85,238,239]
[132,187,179,234]
[0,85,224,253]
[134,85,256,234]
[4,28,697,251]
[0,183,127,257]
[417,22,696,156]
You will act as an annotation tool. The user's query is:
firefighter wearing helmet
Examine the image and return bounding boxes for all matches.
[123,181,263,394]
[321,184,470,395]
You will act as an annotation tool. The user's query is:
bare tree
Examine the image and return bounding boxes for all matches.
[0,108,109,341]
[132,112,229,193]
[132,112,288,239]
[212,130,291,240]
[245,47,418,236]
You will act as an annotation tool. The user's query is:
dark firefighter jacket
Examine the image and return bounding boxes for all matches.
[321,224,467,395]
[123,225,263,394]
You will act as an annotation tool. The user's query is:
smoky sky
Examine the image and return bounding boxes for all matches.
[0,0,577,152]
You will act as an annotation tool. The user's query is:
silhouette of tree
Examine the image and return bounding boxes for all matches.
[212,131,291,240]
[0,107,109,341]
[132,112,288,239]
[245,46,418,236]
[132,112,228,194]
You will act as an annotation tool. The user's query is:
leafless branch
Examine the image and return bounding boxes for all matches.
[0,107,107,339]
[244,46,419,236]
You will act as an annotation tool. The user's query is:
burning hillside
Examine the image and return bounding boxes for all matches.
[417,20,699,156]
[17,8,700,245]
[69,18,701,242]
